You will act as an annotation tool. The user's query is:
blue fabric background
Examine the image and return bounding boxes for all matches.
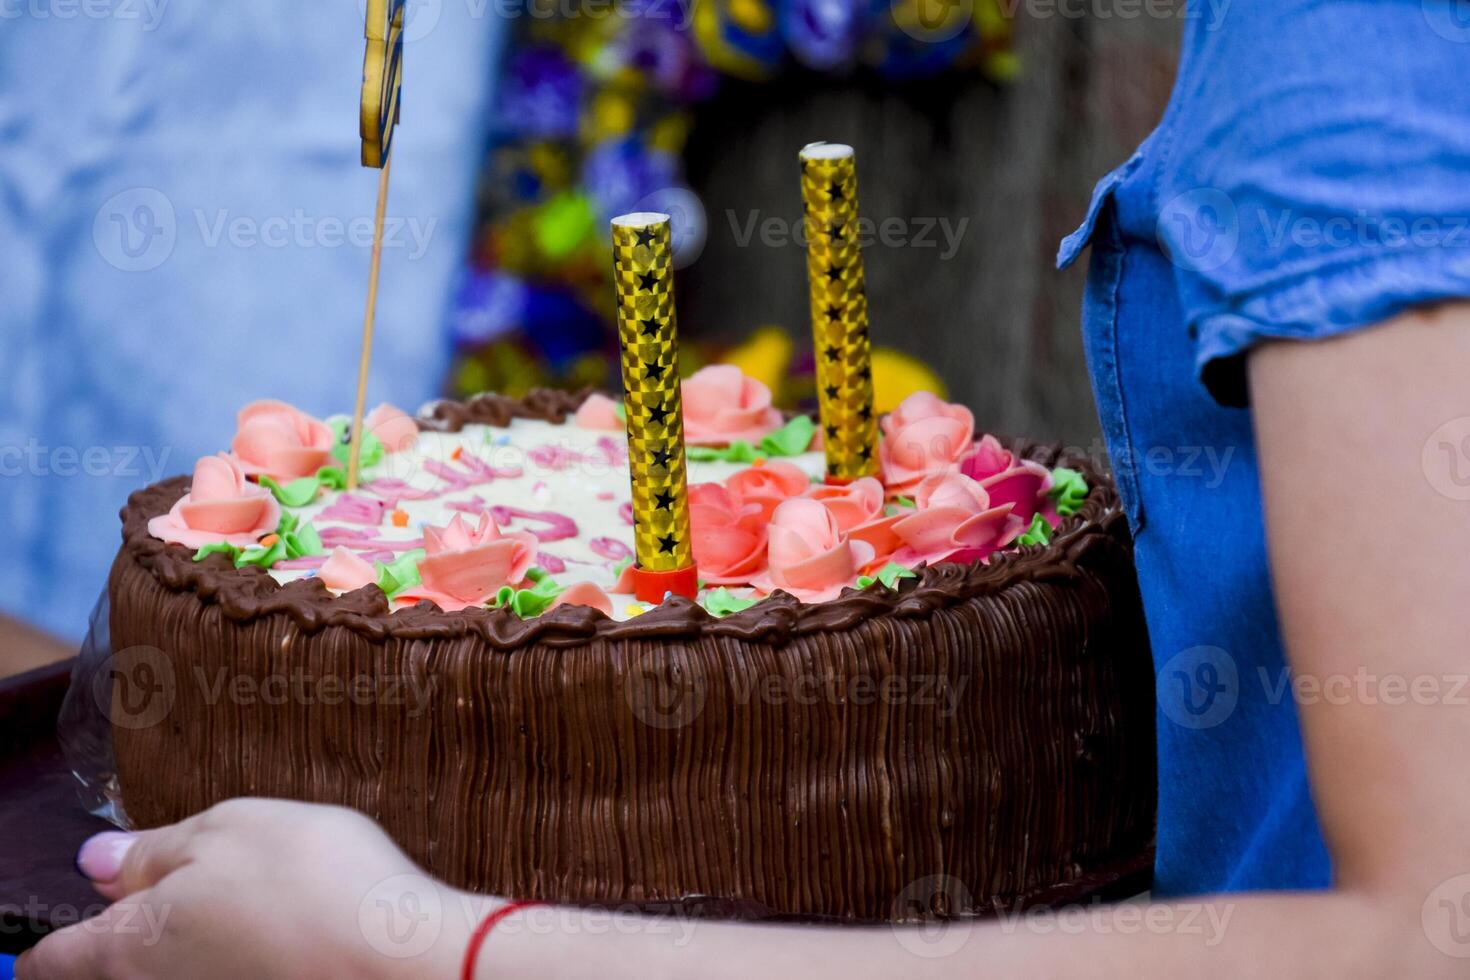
[0,3,503,640]
[1060,0,1470,896]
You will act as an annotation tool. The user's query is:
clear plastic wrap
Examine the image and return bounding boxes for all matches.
[56,592,131,828]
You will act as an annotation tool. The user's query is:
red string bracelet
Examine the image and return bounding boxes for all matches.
[461,900,543,980]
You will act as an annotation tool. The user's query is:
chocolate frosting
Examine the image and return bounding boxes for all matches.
[108,393,1157,921]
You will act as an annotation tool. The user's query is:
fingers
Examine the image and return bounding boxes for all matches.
[79,812,210,903]
[16,897,152,980]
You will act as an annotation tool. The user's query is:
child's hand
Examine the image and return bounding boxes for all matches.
[19,798,488,979]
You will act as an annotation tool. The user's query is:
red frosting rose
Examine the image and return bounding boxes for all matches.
[689,483,768,586]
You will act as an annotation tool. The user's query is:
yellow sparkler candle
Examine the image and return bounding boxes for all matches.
[799,142,879,483]
[611,212,698,602]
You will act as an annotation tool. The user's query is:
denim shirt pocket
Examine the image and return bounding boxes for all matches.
[1058,157,1148,535]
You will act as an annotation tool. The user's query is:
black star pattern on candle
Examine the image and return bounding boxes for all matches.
[824,384,840,400]
[824,345,840,362]
[644,360,666,381]
[826,264,843,282]
[650,446,673,469]
[825,423,839,441]
[857,403,874,422]
[637,271,660,290]
[857,444,873,462]
[830,222,846,242]
[857,365,872,382]
[825,305,842,322]
[635,227,656,247]
[654,489,675,511]
[646,401,670,425]
[640,317,660,336]
[828,181,844,201]
[657,532,678,554]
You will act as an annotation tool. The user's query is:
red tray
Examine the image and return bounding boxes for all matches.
[0,660,114,955]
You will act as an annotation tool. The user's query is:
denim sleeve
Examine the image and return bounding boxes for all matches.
[1158,0,1470,406]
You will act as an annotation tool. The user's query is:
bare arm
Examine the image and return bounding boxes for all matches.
[24,306,1470,978]
[478,304,1470,978]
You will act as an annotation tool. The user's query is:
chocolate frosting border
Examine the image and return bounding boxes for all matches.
[117,391,1128,650]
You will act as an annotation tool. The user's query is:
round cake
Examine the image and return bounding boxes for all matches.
[105,383,1155,922]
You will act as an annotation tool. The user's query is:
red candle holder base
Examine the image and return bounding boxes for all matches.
[633,564,699,604]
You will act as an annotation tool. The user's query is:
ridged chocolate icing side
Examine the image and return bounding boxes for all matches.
[108,398,1156,922]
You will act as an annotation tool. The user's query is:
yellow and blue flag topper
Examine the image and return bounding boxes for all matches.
[360,0,405,169]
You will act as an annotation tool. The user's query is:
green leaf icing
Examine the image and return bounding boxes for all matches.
[235,537,287,569]
[315,466,348,491]
[375,549,426,598]
[1017,513,1053,547]
[758,415,816,457]
[284,522,323,560]
[686,441,761,463]
[193,542,242,563]
[329,419,385,470]
[491,573,566,618]
[259,475,322,507]
[1048,467,1089,516]
[856,562,918,590]
[704,588,759,617]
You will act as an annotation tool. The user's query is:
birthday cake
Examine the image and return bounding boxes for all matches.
[106,376,1155,922]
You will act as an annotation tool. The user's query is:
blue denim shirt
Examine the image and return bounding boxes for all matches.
[1059,0,1470,897]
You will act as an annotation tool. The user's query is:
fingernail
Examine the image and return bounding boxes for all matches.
[76,831,136,883]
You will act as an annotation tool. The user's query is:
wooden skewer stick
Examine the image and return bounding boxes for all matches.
[347,152,393,491]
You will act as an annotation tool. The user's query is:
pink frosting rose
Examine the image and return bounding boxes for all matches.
[396,511,538,611]
[751,498,875,603]
[148,454,282,549]
[804,476,902,569]
[318,547,378,593]
[890,473,1024,568]
[365,403,420,454]
[725,460,811,523]
[230,399,335,481]
[689,483,768,586]
[878,391,975,497]
[573,393,625,431]
[681,365,784,446]
[958,434,1015,482]
[549,581,615,616]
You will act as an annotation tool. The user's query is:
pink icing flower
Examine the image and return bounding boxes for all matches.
[573,393,624,431]
[878,391,975,497]
[148,454,281,549]
[397,511,538,612]
[751,497,875,604]
[318,547,377,593]
[890,473,1024,568]
[725,460,810,523]
[365,403,419,454]
[549,581,615,616]
[230,399,335,481]
[958,435,1015,482]
[976,460,1053,524]
[680,364,784,446]
[689,483,768,586]
[805,476,903,569]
